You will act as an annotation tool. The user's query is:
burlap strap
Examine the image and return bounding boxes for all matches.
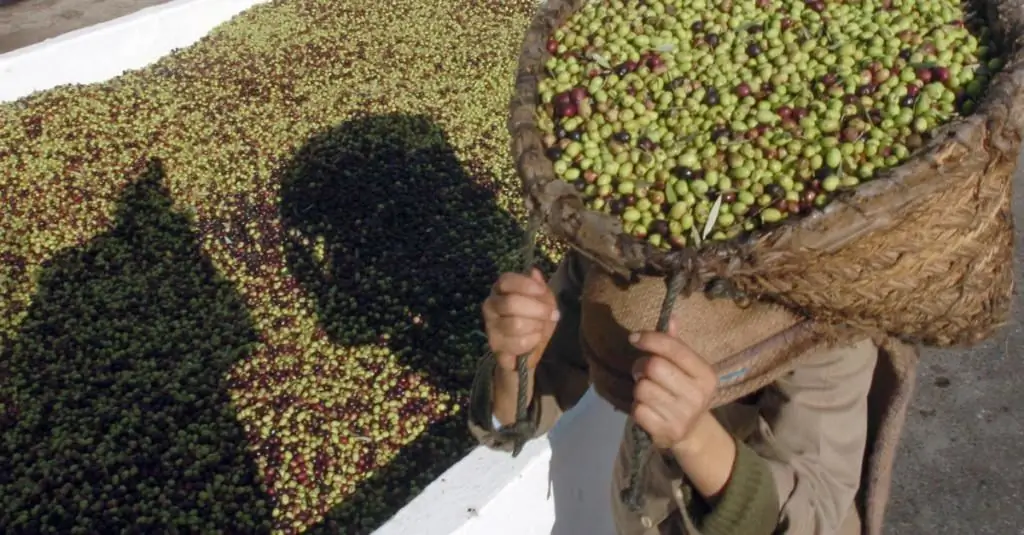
[579,265,858,414]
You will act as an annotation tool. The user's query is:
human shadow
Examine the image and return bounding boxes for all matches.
[280,113,555,532]
[0,159,272,533]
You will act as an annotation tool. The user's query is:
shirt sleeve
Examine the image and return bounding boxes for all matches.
[466,250,593,452]
[743,337,879,534]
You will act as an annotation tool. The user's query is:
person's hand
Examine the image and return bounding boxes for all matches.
[482,268,560,373]
[629,317,718,451]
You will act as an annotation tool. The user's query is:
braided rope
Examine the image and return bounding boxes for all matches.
[620,269,690,512]
[497,212,543,457]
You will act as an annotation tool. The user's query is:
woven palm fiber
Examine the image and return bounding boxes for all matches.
[508,0,1022,349]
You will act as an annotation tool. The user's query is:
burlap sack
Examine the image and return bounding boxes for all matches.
[579,263,862,413]
[509,0,1020,349]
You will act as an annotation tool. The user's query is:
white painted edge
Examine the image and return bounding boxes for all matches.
[369,422,556,535]
[372,388,626,535]
[368,403,578,535]
[0,0,272,103]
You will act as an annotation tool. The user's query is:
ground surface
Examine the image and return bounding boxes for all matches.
[0,0,171,54]
[1,2,1022,535]
[885,148,1024,535]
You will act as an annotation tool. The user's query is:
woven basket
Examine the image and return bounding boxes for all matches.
[508,0,1020,349]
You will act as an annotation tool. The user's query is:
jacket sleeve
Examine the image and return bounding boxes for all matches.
[684,439,781,535]
[744,337,878,534]
[466,250,593,452]
[681,338,877,535]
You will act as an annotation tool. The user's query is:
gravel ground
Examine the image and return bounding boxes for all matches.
[1,3,1021,533]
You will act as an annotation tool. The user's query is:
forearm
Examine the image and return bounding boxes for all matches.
[668,412,780,535]
[670,412,737,501]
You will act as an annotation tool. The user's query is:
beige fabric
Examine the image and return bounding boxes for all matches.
[654,503,861,535]
[746,338,878,535]
[467,251,917,535]
[602,337,877,535]
[580,266,803,368]
[840,504,862,535]
[579,265,807,414]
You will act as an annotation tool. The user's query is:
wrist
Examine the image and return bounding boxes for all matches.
[669,412,720,459]
[669,412,738,500]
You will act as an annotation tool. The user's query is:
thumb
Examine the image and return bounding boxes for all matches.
[531,268,558,309]
[667,316,680,338]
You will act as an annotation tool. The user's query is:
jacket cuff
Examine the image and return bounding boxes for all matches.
[698,439,780,535]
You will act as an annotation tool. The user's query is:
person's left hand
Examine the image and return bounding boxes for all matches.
[629,317,718,451]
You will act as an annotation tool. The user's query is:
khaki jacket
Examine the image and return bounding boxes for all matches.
[468,252,879,535]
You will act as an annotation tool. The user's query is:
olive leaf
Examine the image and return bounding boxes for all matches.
[590,51,611,69]
[665,184,678,204]
[703,194,724,241]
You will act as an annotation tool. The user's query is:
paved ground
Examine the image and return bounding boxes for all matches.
[0,0,172,54]
[2,3,1022,533]
[885,149,1024,535]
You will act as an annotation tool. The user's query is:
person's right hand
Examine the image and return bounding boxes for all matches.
[482,268,560,372]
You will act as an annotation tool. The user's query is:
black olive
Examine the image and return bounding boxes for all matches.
[671,166,694,179]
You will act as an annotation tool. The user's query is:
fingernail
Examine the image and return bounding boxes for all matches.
[633,370,643,381]
[628,332,640,344]
[550,309,561,322]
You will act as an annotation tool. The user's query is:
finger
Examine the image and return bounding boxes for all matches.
[638,355,696,399]
[482,294,557,325]
[531,268,547,285]
[492,272,549,299]
[531,268,559,310]
[491,332,545,367]
[633,378,678,423]
[631,356,651,381]
[486,294,560,323]
[491,315,548,339]
[629,331,710,380]
[632,403,671,444]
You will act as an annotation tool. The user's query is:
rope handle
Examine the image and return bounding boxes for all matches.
[497,212,543,457]
[620,269,691,511]
[498,212,699,530]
